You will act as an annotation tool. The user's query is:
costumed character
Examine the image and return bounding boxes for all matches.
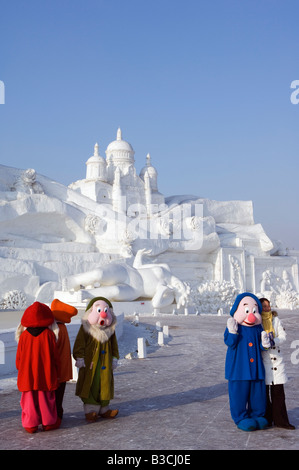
[73,297,119,422]
[260,297,294,429]
[15,302,60,433]
[224,292,270,431]
[51,299,78,421]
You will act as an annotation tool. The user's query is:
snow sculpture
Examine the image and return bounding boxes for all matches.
[275,290,299,310]
[62,249,190,309]
[258,269,299,309]
[260,270,276,294]
[229,255,244,292]
[281,270,295,291]
[13,168,44,194]
[190,280,239,314]
[0,290,27,310]
[0,127,298,311]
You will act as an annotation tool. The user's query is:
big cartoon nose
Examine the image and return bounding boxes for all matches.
[247,313,256,324]
[100,311,107,318]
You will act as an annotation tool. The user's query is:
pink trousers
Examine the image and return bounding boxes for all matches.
[20,390,57,428]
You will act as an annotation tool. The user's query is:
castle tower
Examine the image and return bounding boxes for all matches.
[139,153,158,192]
[106,128,135,182]
[86,143,107,182]
[144,170,152,216]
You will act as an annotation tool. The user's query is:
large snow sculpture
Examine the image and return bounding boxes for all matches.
[0,128,298,311]
[62,249,190,309]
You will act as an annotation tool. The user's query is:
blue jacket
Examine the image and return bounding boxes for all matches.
[224,324,265,381]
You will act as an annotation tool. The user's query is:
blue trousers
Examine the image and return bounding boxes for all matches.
[228,380,266,424]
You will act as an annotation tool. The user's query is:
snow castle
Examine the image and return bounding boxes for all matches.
[0,128,299,313]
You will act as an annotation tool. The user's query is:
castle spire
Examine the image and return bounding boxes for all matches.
[146,153,151,166]
[94,142,99,156]
[144,170,152,216]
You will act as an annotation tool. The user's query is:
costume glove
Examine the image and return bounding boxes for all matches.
[75,358,86,368]
[227,317,238,334]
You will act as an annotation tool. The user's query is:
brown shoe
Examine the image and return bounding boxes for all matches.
[99,409,119,419]
[85,412,98,422]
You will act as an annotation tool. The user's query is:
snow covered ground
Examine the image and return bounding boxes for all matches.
[0,315,160,394]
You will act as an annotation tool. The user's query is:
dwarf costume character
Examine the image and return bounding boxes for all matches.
[73,297,119,422]
[15,302,60,433]
[51,299,78,420]
[224,292,271,432]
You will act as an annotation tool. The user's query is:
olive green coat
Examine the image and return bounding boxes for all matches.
[73,323,119,401]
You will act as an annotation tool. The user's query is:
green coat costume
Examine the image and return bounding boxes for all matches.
[73,320,119,404]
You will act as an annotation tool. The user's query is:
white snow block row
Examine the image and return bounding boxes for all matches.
[163,325,169,337]
[137,337,147,358]
[158,331,164,345]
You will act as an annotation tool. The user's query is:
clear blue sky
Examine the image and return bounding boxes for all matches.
[1,0,299,249]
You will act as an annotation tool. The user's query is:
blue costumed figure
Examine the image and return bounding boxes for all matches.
[224,292,271,431]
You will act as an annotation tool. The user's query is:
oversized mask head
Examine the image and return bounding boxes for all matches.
[230,293,262,327]
[87,299,113,327]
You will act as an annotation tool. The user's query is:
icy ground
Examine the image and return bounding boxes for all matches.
[1,312,299,450]
[0,316,159,393]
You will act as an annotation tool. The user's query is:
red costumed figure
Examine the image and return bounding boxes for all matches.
[15,301,61,433]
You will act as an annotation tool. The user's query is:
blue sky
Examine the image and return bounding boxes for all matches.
[1,0,299,249]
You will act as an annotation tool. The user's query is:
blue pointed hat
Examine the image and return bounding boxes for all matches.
[230,292,262,316]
